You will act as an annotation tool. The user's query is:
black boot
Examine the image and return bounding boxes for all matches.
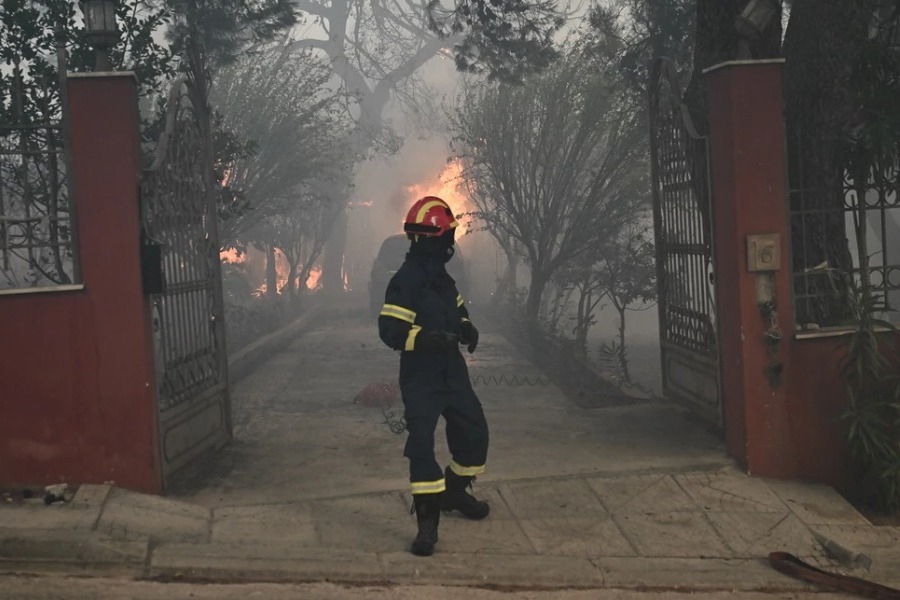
[441,466,490,520]
[410,493,441,556]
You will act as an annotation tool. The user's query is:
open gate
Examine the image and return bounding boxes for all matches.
[141,78,232,485]
[648,59,722,428]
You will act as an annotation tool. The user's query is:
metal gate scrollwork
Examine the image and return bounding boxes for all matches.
[648,58,722,428]
[141,77,231,483]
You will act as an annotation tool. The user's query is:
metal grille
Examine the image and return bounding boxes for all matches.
[649,58,721,428]
[142,79,226,412]
[650,62,717,356]
[0,68,77,291]
[789,129,900,329]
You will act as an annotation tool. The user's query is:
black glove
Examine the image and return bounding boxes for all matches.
[415,329,459,353]
[459,320,479,353]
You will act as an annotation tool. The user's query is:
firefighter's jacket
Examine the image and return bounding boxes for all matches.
[378,252,471,393]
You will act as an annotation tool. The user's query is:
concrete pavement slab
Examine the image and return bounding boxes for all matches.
[594,557,816,591]
[810,523,900,585]
[865,550,900,588]
[309,492,410,552]
[0,529,148,563]
[380,550,606,587]
[704,512,823,561]
[96,488,210,543]
[498,477,635,557]
[424,488,536,555]
[499,477,608,518]
[810,522,900,551]
[675,469,789,513]
[765,479,871,526]
[211,503,317,544]
[587,474,699,513]
[393,486,535,552]
[0,502,99,532]
[612,511,732,558]
[515,515,636,558]
[0,529,148,578]
[148,542,384,583]
[435,513,536,556]
[0,483,110,533]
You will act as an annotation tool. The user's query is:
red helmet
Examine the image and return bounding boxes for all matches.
[403,196,458,237]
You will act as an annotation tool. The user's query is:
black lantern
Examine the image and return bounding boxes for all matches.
[82,0,119,71]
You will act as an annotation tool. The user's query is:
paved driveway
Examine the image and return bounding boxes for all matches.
[168,310,729,507]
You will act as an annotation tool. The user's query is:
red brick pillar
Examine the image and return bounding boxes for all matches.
[705,60,798,478]
[0,74,161,493]
[65,73,162,492]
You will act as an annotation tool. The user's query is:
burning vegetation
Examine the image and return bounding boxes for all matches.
[405,160,474,237]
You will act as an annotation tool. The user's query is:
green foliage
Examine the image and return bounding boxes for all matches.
[841,7,900,208]
[829,7,900,511]
[212,113,256,229]
[163,0,299,68]
[157,0,303,248]
[427,0,564,82]
[211,42,353,244]
[599,339,628,386]
[595,224,657,314]
[838,274,900,511]
[586,0,695,94]
[0,0,174,124]
[453,42,647,324]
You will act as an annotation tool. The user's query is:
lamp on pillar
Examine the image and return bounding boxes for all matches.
[735,0,778,59]
[82,0,119,72]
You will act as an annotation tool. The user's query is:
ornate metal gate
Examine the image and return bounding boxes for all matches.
[142,78,231,484]
[648,58,722,428]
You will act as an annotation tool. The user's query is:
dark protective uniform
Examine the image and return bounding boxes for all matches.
[378,250,489,495]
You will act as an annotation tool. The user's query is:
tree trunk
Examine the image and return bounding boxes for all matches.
[298,264,311,294]
[265,243,278,298]
[508,248,518,292]
[285,256,298,298]
[300,240,325,295]
[491,243,519,306]
[320,208,348,295]
[574,285,591,357]
[525,267,548,327]
[617,304,631,384]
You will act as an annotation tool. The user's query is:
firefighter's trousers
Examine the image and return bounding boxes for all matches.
[402,383,489,494]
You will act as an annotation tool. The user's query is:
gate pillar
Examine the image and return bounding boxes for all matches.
[704,60,797,478]
[66,73,162,491]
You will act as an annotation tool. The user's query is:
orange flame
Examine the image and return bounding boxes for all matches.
[342,254,351,292]
[405,159,473,237]
[220,248,246,264]
[306,266,322,290]
[254,249,293,295]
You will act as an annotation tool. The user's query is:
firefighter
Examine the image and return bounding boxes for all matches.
[377,195,490,557]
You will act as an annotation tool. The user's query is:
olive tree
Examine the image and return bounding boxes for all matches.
[452,45,647,325]
[211,41,351,243]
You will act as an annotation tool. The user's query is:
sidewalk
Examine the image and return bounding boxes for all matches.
[2,467,898,593]
[2,314,898,594]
